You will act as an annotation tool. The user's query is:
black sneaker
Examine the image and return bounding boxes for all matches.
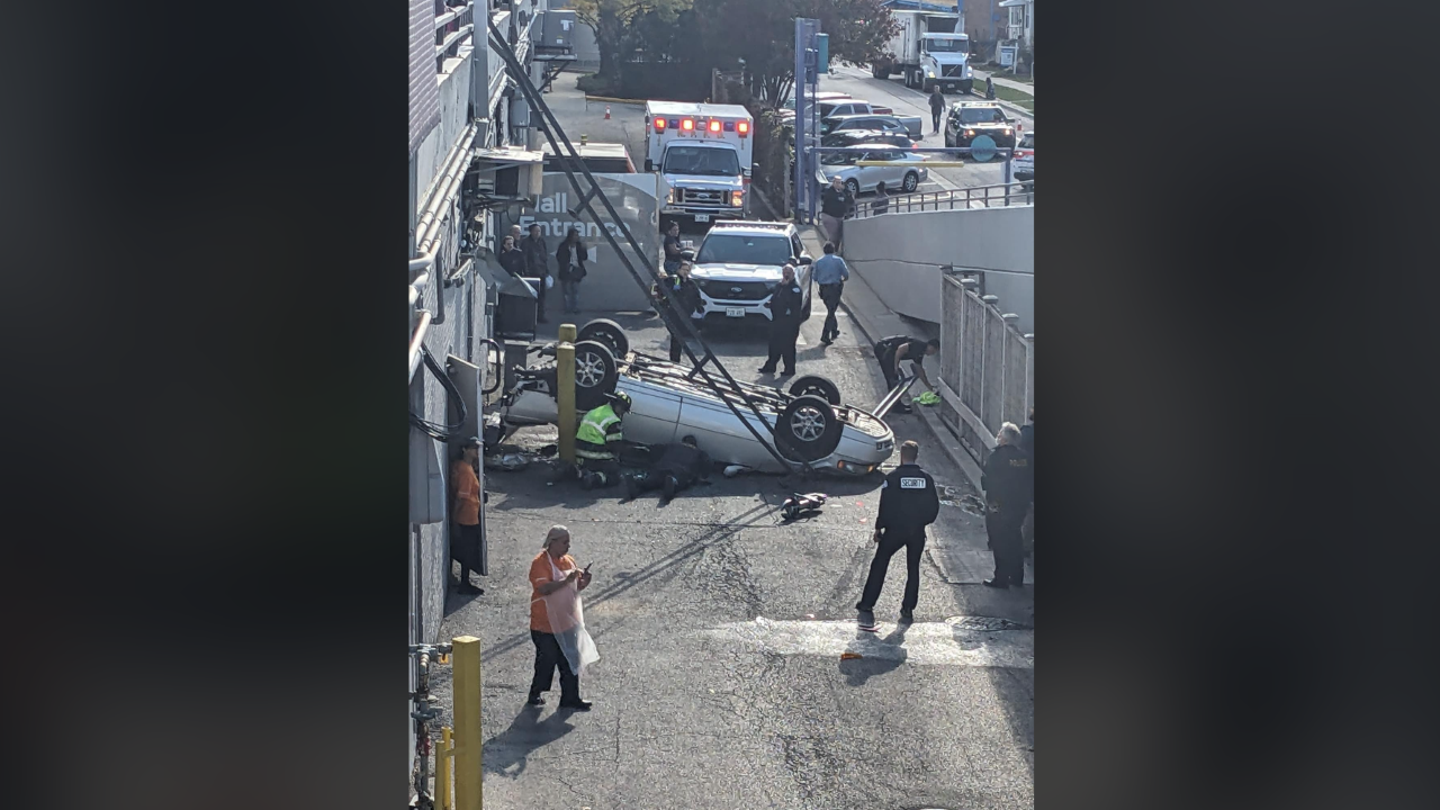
[857,610,877,632]
[899,609,914,625]
[458,583,483,595]
[662,475,677,501]
[623,476,639,501]
[778,369,795,377]
[758,366,776,374]
[558,700,593,711]
[526,694,545,706]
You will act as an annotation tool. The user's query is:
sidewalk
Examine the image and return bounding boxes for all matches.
[971,68,1033,98]
[795,223,1035,587]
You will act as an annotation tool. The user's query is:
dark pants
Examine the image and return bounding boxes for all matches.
[986,509,1027,585]
[874,344,912,412]
[451,523,482,585]
[932,110,942,132]
[764,321,799,373]
[820,213,844,252]
[577,456,622,487]
[856,531,927,612]
[529,630,580,702]
[819,283,844,341]
[562,278,581,313]
[630,467,697,496]
[668,328,687,362]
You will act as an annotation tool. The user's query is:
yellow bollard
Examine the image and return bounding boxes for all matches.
[451,636,483,810]
[557,323,577,465]
[437,726,454,810]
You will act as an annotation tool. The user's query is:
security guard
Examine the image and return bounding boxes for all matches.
[981,422,1033,588]
[856,440,941,629]
[574,391,632,489]
[757,264,804,377]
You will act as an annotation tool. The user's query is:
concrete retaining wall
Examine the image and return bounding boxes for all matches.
[840,205,1034,332]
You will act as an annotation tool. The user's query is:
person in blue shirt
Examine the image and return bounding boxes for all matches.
[811,241,850,345]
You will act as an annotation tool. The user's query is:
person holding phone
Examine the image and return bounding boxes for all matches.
[528,525,597,710]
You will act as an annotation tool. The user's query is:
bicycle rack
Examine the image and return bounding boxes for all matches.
[486,19,807,474]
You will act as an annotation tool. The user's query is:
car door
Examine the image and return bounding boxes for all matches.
[875,150,906,188]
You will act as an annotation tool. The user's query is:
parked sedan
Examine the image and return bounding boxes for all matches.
[821,149,929,196]
[1012,130,1034,188]
[494,320,897,475]
[820,113,924,141]
[820,129,916,150]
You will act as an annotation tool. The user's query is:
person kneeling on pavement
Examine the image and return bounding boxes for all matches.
[873,335,940,414]
[624,434,712,502]
[575,391,635,490]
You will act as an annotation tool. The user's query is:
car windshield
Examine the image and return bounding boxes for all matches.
[820,151,858,165]
[926,37,969,53]
[1020,133,1034,147]
[662,146,741,176]
[959,107,1007,124]
[695,234,794,266]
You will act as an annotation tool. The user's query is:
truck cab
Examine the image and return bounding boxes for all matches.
[644,101,755,225]
[920,33,972,94]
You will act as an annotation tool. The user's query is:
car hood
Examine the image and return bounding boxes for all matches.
[690,263,784,282]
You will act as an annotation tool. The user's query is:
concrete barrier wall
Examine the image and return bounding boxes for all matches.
[840,205,1034,332]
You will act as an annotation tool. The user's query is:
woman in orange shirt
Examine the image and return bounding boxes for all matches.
[528,525,597,710]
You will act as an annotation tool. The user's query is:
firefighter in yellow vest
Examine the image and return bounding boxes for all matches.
[575,391,633,490]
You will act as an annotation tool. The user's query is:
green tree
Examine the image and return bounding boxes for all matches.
[570,0,694,83]
[692,0,899,103]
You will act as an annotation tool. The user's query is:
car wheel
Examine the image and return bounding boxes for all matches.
[776,394,843,462]
[578,318,629,359]
[788,375,841,405]
[572,340,618,411]
[902,171,919,192]
[845,179,860,198]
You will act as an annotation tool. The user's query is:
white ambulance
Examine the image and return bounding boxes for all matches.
[643,101,755,225]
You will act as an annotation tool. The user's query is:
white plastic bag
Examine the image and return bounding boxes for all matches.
[545,275,555,289]
[543,556,600,676]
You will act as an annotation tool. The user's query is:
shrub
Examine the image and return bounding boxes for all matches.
[575,72,618,95]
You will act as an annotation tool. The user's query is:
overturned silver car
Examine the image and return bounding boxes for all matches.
[494,320,896,475]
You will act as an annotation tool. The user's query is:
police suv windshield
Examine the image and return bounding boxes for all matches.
[958,107,1007,124]
[695,234,794,266]
[662,146,741,176]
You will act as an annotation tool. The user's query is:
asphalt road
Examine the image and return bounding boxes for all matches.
[433,309,1035,809]
[815,64,1033,198]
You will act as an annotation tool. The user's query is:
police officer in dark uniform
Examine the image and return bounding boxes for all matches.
[856,440,941,629]
[982,422,1033,588]
[758,264,804,377]
[657,260,703,363]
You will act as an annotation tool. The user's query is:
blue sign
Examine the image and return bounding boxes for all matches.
[971,134,997,162]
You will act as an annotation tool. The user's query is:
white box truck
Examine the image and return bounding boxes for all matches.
[871,1,972,95]
[643,101,755,225]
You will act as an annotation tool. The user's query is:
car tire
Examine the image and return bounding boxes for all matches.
[788,375,841,405]
[776,394,844,462]
[960,79,973,95]
[902,171,919,192]
[572,340,619,411]
[845,179,860,198]
[578,318,629,359]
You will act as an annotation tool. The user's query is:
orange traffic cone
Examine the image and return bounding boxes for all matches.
[604,105,611,120]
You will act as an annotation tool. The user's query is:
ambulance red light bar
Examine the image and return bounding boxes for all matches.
[737,120,750,136]
[708,119,722,133]
[653,117,667,132]
[681,118,695,131]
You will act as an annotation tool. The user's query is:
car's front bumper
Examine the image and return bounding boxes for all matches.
[661,205,745,221]
[695,292,774,322]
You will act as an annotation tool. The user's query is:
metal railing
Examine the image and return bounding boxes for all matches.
[435,1,474,64]
[853,182,1034,217]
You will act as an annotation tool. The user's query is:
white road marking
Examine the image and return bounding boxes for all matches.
[700,616,1034,668]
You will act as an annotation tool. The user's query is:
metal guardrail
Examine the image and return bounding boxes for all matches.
[435,1,474,62]
[853,182,1034,217]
